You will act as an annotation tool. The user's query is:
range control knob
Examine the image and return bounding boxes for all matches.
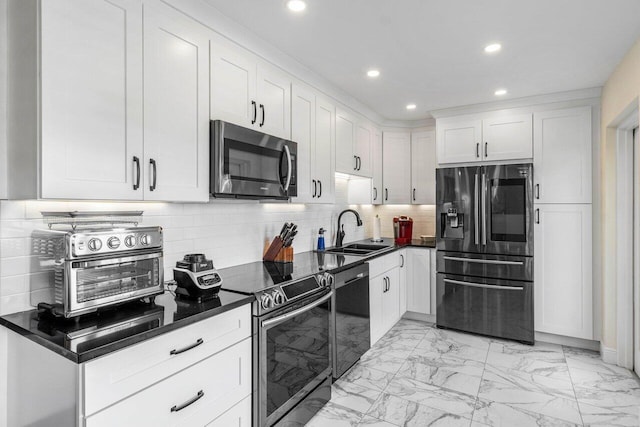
[260,294,273,310]
[124,235,136,248]
[139,234,151,246]
[272,290,285,306]
[326,274,334,287]
[87,238,102,252]
[319,275,328,287]
[107,237,121,249]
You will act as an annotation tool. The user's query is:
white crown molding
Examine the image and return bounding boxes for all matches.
[430,87,603,119]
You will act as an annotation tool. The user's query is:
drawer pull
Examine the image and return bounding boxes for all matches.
[444,278,523,291]
[170,338,204,356]
[442,256,524,266]
[171,390,204,413]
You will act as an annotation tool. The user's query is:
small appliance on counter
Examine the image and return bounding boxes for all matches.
[393,216,413,244]
[173,254,222,302]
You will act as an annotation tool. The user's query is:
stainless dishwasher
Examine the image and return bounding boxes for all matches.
[331,262,370,380]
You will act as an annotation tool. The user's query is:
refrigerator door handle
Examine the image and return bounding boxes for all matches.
[481,172,487,245]
[474,173,480,245]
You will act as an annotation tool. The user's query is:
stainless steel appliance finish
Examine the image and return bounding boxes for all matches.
[331,263,370,380]
[33,226,164,318]
[436,164,534,344]
[210,120,297,200]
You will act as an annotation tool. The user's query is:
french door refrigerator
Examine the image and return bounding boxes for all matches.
[435,163,534,344]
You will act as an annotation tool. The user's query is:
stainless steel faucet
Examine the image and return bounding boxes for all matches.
[336,209,363,247]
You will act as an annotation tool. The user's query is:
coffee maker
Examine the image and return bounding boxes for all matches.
[393,216,413,245]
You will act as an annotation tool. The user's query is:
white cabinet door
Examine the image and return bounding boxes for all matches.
[372,129,383,205]
[383,267,401,330]
[437,119,482,164]
[256,63,291,139]
[40,0,143,200]
[399,250,407,315]
[383,132,411,204]
[406,249,431,315]
[206,395,251,427]
[482,114,533,161]
[411,130,436,204]
[534,107,592,204]
[143,3,210,202]
[336,109,357,174]
[355,122,373,177]
[315,97,336,204]
[369,274,385,346]
[210,40,256,128]
[291,84,315,204]
[534,204,592,339]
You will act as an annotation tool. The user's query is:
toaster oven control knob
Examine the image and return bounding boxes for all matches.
[107,237,121,250]
[88,238,102,252]
[124,235,136,248]
[272,290,284,306]
[260,294,273,310]
[139,234,151,246]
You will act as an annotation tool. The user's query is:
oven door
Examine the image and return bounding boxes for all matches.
[65,251,164,317]
[211,120,297,199]
[481,164,533,256]
[255,289,332,427]
[436,273,534,344]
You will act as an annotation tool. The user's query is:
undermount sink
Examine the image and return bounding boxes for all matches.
[323,243,390,256]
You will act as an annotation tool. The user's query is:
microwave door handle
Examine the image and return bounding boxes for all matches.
[282,145,292,192]
[474,173,480,245]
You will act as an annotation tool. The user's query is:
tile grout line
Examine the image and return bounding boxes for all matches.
[563,346,586,427]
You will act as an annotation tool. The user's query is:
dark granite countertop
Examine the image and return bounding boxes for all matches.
[0,290,253,363]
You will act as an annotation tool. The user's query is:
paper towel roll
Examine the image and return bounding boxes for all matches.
[373,215,382,241]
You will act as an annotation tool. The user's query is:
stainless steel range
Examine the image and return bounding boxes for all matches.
[436,164,534,344]
[222,264,333,427]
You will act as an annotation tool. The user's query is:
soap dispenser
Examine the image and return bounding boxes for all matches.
[317,228,326,251]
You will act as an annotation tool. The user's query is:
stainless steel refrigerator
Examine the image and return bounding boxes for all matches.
[435,163,534,344]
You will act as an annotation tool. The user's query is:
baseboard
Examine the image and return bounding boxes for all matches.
[534,331,600,351]
[600,343,618,365]
[402,312,435,323]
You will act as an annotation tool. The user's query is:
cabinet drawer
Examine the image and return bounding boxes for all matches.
[206,394,251,427]
[367,251,400,277]
[85,338,252,427]
[84,304,251,415]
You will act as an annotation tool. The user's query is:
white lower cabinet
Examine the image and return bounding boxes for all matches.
[534,204,593,340]
[206,395,252,427]
[368,253,401,345]
[405,248,431,315]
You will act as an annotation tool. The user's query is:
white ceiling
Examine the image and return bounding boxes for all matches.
[203,0,640,121]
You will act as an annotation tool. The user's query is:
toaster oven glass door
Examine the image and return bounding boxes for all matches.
[67,252,163,315]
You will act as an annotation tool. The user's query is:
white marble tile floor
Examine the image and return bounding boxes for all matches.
[306,319,640,427]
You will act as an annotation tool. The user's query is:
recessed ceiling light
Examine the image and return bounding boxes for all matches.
[406,104,417,110]
[494,89,508,96]
[286,0,306,12]
[484,43,502,53]
[367,69,380,78]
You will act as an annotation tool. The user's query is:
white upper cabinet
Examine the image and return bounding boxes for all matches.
[335,109,372,177]
[534,107,592,204]
[534,204,593,339]
[437,119,482,164]
[210,39,291,139]
[383,132,411,204]
[482,114,533,161]
[411,130,436,204]
[372,129,383,205]
[291,84,335,204]
[39,0,144,200]
[143,2,210,202]
[437,114,533,165]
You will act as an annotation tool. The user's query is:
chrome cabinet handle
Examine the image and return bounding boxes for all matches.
[259,104,265,127]
[485,142,488,157]
[133,156,140,190]
[373,187,377,201]
[385,188,388,201]
[312,179,317,198]
[443,278,524,291]
[400,254,404,267]
[251,100,257,124]
[476,143,480,158]
[535,184,540,199]
[535,208,540,224]
[318,180,322,198]
[261,291,333,328]
[149,158,157,191]
[354,155,358,170]
[171,390,204,413]
[442,256,524,266]
[413,188,416,201]
[170,338,204,356]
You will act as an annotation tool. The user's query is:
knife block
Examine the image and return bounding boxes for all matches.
[263,237,293,263]
[274,246,293,263]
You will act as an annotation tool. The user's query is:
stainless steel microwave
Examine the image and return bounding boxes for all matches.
[210,120,297,200]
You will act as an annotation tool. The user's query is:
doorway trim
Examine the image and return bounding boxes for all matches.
[615,102,639,369]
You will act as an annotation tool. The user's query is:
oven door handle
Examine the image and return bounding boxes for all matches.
[282,145,292,192]
[443,278,524,291]
[442,256,524,266]
[261,291,333,329]
[72,251,161,268]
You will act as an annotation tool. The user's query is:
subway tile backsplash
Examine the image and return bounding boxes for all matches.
[0,179,435,315]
